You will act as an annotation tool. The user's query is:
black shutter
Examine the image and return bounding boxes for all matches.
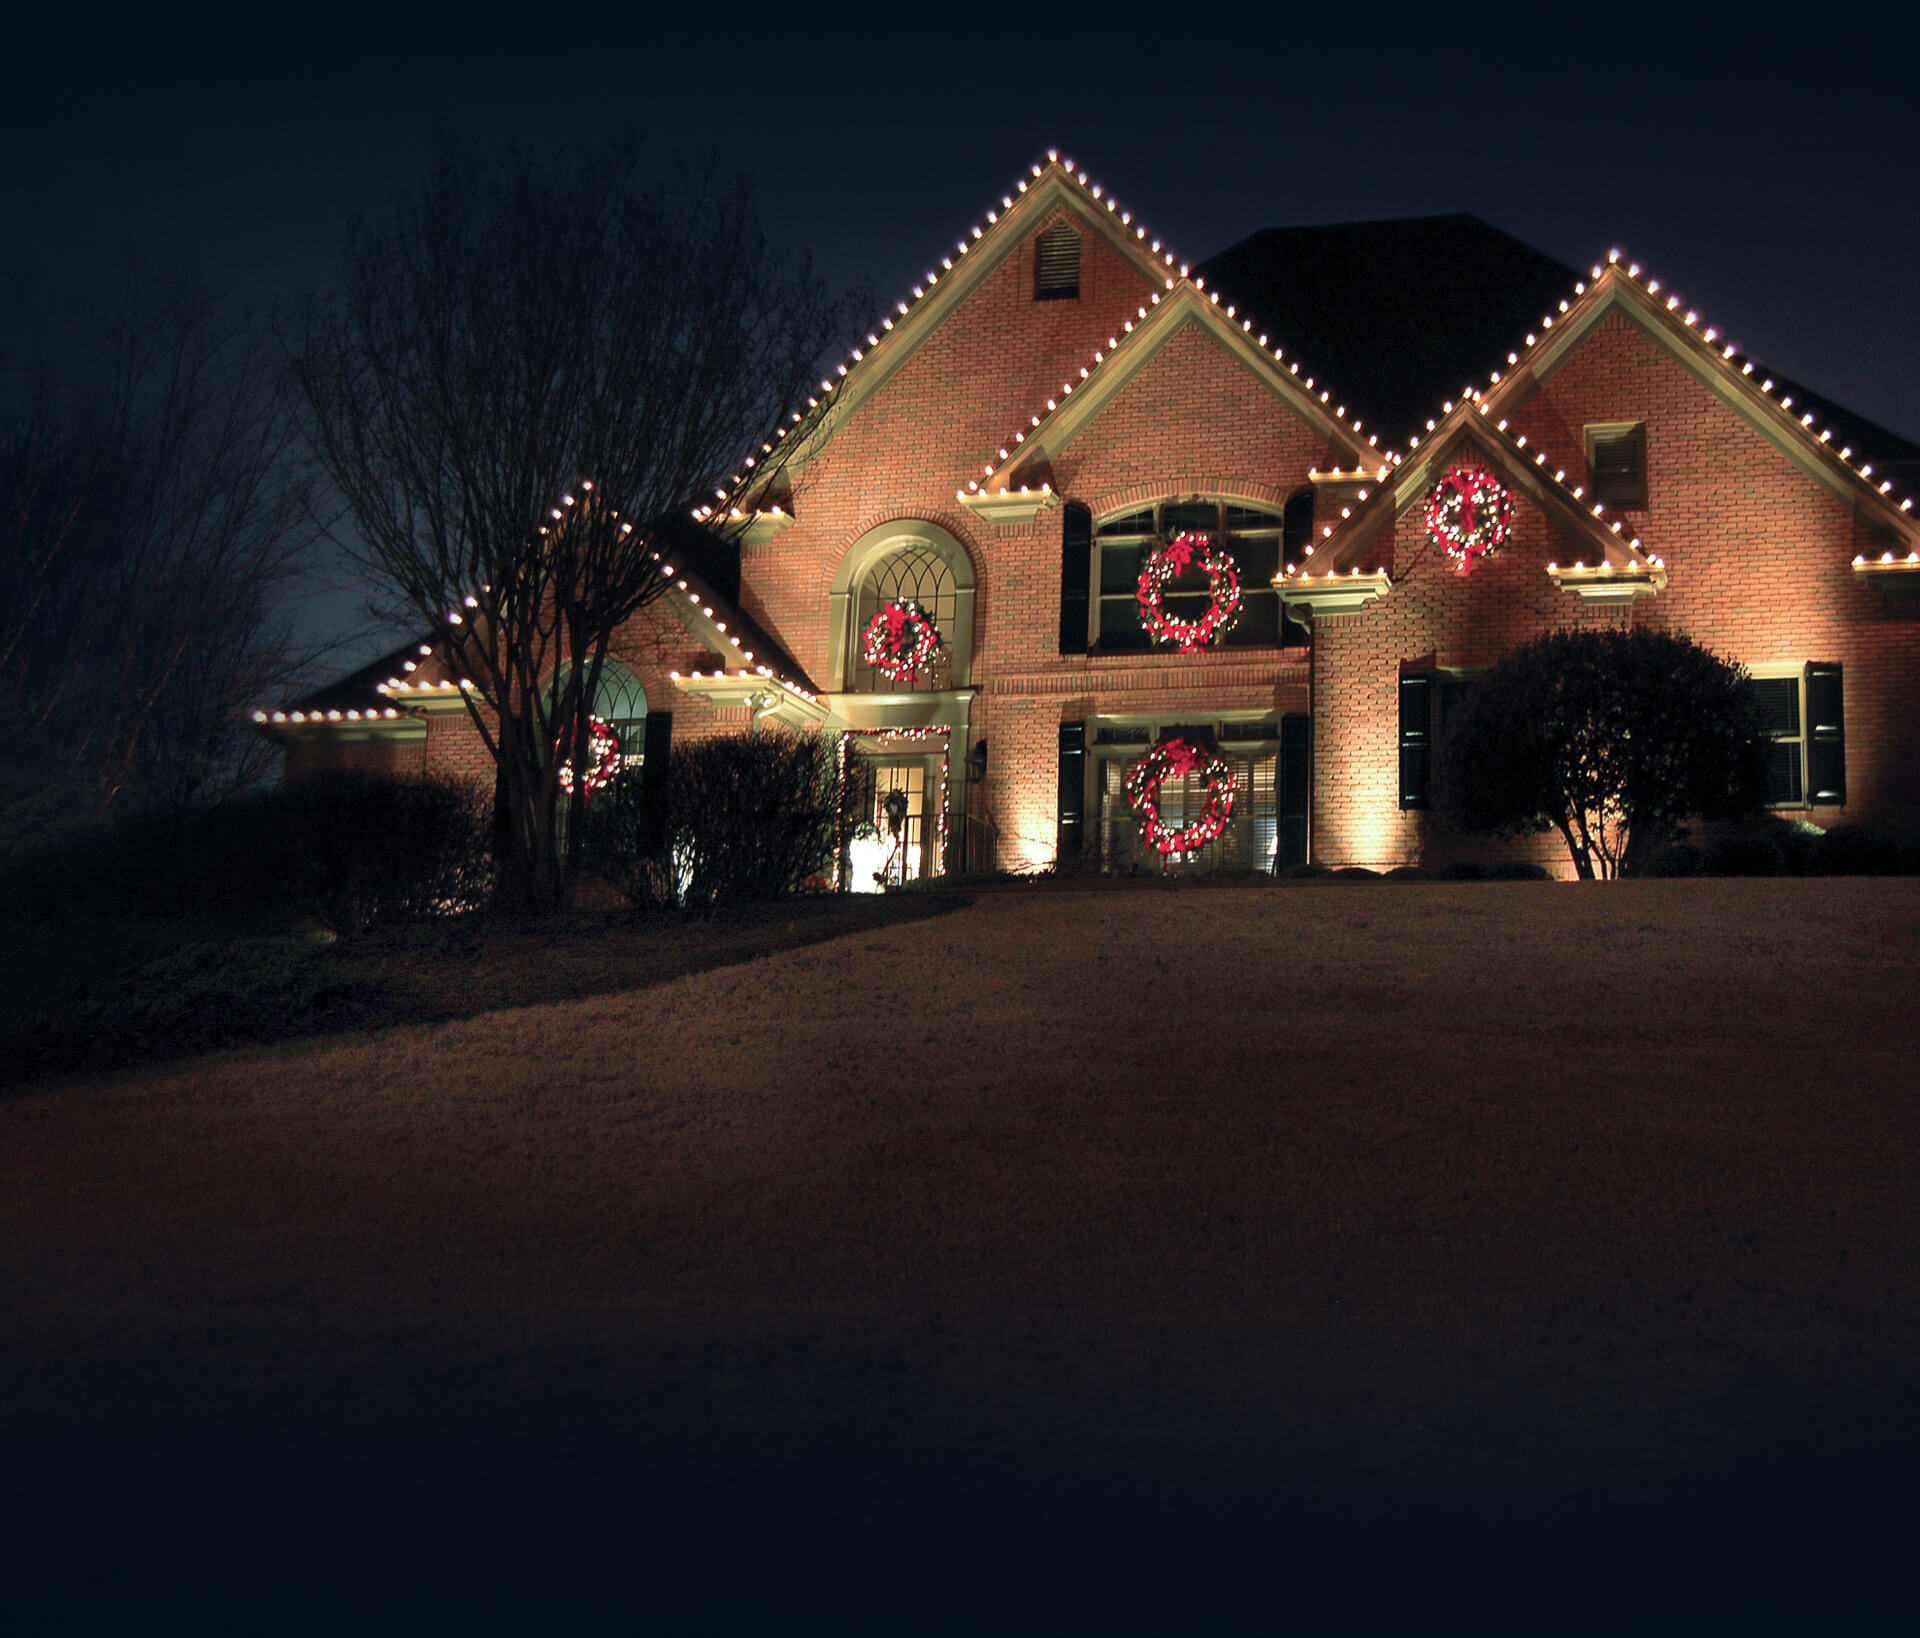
[1807,664,1845,805]
[1398,676,1432,810]
[641,711,673,848]
[1059,504,1091,655]
[1278,714,1311,871]
[1057,721,1086,862]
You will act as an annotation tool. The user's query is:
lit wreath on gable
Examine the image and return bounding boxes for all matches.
[1423,465,1514,573]
[555,714,621,797]
[861,598,943,683]
[1136,532,1242,651]
[1124,736,1238,856]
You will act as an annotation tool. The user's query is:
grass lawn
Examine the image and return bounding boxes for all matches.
[1,891,967,1084]
[4,878,1918,1624]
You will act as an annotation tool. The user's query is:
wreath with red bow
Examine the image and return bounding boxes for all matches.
[1124,736,1238,856]
[555,714,621,797]
[1136,532,1242,651]
[1423,465,1513,572]
[861,599,942,683]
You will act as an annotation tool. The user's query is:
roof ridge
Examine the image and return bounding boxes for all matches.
[697,149,1203,526]
[1465,249,1920,523]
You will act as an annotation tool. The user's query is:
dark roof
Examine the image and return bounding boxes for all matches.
[286,640,426,714]
[1198,214,1920,480]
[1199,215,1577,452]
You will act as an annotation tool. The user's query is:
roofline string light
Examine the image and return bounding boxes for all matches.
[964,283,1388,500]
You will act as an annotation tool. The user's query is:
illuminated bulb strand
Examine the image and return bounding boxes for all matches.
[831,727,953,891]
[698,151,1199,524]
[964,282,1385,499]
[1287,403,1667,586]
[1464,249,1917,521]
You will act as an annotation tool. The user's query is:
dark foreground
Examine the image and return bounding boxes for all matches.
[5,881,1917,1628]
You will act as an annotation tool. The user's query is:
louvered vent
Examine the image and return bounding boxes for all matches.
[1588,425,1647,507]
[1035,222,1080,301]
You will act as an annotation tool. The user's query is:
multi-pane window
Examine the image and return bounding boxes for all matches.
[1749,664,1845,806]
[553,658,647,768]
[1090,500,1294,651]
[1093,719,1280,874]
[852,544,957,692]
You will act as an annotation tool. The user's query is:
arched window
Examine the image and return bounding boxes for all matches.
[553,657,648,769]
[831,521,976,694]
[853,544,958,692]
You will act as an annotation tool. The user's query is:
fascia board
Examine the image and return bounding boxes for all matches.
[1012,295,1372,480]
[744,173,1176,503]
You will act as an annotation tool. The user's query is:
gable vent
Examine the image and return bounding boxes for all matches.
[1035,221,1080,301]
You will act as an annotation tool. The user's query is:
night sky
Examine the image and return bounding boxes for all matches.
[6,3,1916,669]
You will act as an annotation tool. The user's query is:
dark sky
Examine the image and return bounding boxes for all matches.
[6,2,1916,666]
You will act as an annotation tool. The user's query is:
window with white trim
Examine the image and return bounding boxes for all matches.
[1092,717,1281,875]
[1090,499,1295,652]
[1748,662,1845,807]
[852,544,957,693]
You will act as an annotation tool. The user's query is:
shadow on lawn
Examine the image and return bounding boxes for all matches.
[1,893,970,1088]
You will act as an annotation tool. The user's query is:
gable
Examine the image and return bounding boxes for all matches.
[722,158,1187,519]
[966,283,1380,512]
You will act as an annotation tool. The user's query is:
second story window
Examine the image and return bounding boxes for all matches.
[852,544,957,692]
[1035,221,1080,301]
[1090,499,1296,652]
[1586,422,1648,509]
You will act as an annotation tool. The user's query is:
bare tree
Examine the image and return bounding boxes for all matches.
[291,139,846,911]
[1,261,310,815]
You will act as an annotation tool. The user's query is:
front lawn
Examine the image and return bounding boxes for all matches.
[4,879,1917,1622]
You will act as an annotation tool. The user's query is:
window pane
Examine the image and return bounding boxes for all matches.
[1751,677,1800,736]
[1099,543,1143,594]
[1225,504,1282,531]
[1162,502,1216,537]
[1766,739,1803,805]
[1097,508,1153,538]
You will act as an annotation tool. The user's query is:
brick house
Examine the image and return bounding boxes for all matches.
[261,154,1920,881]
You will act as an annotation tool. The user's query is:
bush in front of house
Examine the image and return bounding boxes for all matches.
[598,726,840,908]
[1806,824,1902,876]
[1706,833,1786,877]
[1438,628,1771,879]
[1,771,493,933]
[267,771,495,933]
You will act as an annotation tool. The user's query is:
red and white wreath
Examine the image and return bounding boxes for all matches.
[1423,465,1514,573]
[555,714,621,797]
[1124,737,1238,856]
[861,599,942,683]
[1136,532,1242,651]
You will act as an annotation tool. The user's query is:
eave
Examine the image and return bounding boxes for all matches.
[716,153,1196,521]
[965,280,1382,509]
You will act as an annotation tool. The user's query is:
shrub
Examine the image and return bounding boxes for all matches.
[270,772,495,933]
[1650,842,1706,877]
[1333,866,1382,880]
[1,772,492,933]
[1486,860,1551,880]
[1438,860,1490,881]
[1807,825,1901,877]
[1706,833,1784,877]
[1280,862,1332,880]
[1439,627,1770,879]
[1386,864,1435,880]
[600,727,840,908]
